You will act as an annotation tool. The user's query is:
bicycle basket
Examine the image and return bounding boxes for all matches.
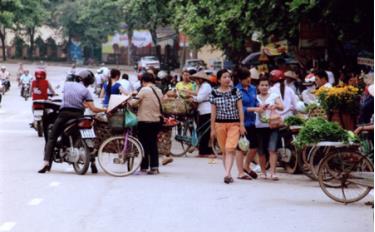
[108,109,125,133]
[162,98,192,115]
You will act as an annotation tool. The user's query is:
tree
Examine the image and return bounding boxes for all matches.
[16,0,49,59]
[172,0,373,64]
[56,0,122,61]
[0,0,22,61]
[121,0,173,62]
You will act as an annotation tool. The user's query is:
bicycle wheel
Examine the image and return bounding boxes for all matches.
[281,145,300,174]
[318,150,374,204]
[309,146,331,180]
[97,135,144,177]
[170,120,192,157]
[298,146,316,180]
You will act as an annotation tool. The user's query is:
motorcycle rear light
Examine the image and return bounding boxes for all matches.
[78,119,93,129]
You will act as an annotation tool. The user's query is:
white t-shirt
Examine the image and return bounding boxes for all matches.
[302,86,317,104]
[20,74,33,84]
[255,92,280,128]
[193,82,211,115]
[326,71,335,85]
[117,79,134,95]
[270,83,297,119]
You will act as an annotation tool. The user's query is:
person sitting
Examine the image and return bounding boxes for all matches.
[19,69,33,96]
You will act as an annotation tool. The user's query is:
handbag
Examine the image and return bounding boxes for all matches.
[124,108,138,128]
[269,109,283,129]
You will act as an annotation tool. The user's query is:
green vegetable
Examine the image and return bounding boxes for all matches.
[284,116,305,126]
[305,103,320,113]
[293,117,350,149]
[260,114,269,123]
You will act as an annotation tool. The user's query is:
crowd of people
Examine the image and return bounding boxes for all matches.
[1,60,372,184]
[91,60,374,184]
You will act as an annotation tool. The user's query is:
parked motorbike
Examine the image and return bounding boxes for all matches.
[21,83,31,101]
[276,126,300,174]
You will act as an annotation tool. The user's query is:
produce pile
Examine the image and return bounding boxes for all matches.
[284,116,305,126]
[293,117,358,149]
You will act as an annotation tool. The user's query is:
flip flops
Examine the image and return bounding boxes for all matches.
[237,175,252,180]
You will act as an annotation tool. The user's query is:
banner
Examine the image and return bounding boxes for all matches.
[357,57,374,67]
[132,30,152,48]
[102,33,129,54]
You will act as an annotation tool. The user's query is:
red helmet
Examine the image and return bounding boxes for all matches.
[35,69,46,80]
[270,69,284,82]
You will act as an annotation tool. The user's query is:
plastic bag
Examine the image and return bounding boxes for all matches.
[238,135,250,152]
[124,109,138,128]
[269,109,283,129]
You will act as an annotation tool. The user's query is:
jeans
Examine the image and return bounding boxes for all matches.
[138,122,161,170]
[43,109,83,162]
[198,114,213,155]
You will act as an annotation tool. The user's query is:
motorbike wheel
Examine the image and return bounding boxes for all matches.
[281,145,301,174]
[37,121,43,137]
[72,135,91,175]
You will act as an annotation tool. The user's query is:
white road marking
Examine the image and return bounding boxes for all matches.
[28,198,43,206]
[49,181,61,187]
[0,222,16,231]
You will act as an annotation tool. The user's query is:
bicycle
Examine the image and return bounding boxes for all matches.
[317,132,374,204]
[170,113,221,157]
[96,104,144,177]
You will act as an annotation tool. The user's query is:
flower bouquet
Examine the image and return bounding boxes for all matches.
[315,86,360,130]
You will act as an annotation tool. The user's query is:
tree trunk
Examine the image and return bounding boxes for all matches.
[127,29,133,66]
[150,28,160,60]
[28,27,35,60]
[0,27,7,61]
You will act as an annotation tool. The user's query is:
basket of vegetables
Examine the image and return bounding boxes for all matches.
[293,117,359,150]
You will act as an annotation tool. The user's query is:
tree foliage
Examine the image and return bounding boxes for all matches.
[172,0,373,63]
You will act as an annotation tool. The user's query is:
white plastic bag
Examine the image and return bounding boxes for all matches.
[238,135,250,152]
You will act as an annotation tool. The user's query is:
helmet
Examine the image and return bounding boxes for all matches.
[35,69,46,80]
[270,69,284,82]
[303,73,316,85]
[157,70,168,79]
[77,70,95,86]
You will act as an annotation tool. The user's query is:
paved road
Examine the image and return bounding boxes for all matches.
[0,63,373,232]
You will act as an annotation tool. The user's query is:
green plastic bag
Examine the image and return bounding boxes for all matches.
[124,109,138,128]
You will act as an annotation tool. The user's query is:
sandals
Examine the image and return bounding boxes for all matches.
[237,175,252,180]
[243,169,258,179]
[270,174,279,181]
[224,176,234,184]
[259,173,267,179]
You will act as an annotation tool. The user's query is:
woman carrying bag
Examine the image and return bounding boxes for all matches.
[209,69,246,184]
[255,77,284,180]
[129,73,163,175]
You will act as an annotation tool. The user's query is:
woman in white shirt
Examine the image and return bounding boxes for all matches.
[190,71,213,156]
[255,77,284,180]
[269,70,297,119]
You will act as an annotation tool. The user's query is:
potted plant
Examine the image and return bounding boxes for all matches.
[315,85,361,130]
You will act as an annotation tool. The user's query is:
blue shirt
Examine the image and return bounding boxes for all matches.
[236,83,258,127]
[61,82,93,110]
[103,82,122,106]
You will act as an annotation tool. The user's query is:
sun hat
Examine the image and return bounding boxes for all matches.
[191,70,210,81]
[284,70,299,80]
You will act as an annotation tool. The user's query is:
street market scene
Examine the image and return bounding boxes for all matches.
[0,0,374,232]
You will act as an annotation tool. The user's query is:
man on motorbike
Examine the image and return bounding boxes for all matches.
[0,65,11,91]
[38,70,106,174]
[19,69,33,96]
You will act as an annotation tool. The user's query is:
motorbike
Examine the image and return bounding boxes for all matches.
[0,79,10,94]
[32,97,61,138]
[35,98,96,175]
[276,126,300,174]
[21,83,31,101]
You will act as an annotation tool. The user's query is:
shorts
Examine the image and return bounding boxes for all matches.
[255,127,279,155]
[245,125,258,149]
[215,122,240,152]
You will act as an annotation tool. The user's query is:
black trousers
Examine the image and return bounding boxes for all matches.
[138,122,161,170]
[44,109,83,162]
[198,113,213,155]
